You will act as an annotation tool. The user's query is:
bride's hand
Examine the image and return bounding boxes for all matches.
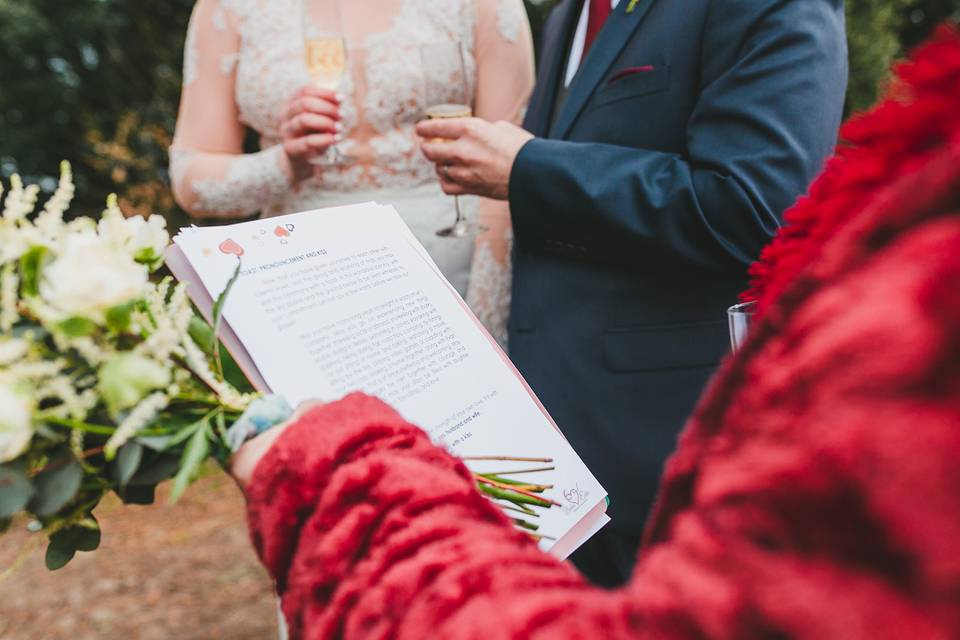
[230,400,324,491]
[279,87,343,181]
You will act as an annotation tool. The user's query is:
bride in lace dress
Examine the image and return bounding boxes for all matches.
[169,0,534,344]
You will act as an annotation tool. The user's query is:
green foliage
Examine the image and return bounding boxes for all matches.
[18,246,47,297]
[0,0,194,220]
[170,419,211,503]
[0,463,34,518]
[845,0,913,113]
[29,454,83,517]
[114,441,144,488]
[45,521,101,570]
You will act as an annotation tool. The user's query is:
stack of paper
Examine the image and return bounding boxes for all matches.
[166,202,608,557]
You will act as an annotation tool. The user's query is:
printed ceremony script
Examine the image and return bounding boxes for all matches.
[166,203,608,557]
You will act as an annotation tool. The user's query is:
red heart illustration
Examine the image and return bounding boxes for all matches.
[218,238,244,257]
[274,225,290,238]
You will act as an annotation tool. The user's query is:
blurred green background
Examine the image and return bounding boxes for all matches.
[0,0,957,222]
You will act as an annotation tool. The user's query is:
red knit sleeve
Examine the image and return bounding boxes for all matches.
[245,393,601,640]
[243,186,960,640]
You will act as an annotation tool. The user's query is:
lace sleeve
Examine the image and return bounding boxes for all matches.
[169,0,293,219]
[467,0,535,346]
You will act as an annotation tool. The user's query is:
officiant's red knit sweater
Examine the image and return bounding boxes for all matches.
[245,27,960,639]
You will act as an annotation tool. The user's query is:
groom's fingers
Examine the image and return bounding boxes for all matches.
[416,117,472,141]
[420,140,462,165]
[434,165,470,196]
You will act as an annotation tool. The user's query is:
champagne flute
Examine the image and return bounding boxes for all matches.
[302,0,347,165]
[420,42,474,238]
[727,300,757,352]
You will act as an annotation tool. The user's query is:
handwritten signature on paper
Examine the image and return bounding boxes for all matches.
[562,484,590,515]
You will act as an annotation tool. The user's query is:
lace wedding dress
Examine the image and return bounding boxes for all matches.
[169,0,534,344]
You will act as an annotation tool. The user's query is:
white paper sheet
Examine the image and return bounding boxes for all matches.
[167,203,607,556]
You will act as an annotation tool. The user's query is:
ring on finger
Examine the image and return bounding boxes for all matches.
[441,163,452,181]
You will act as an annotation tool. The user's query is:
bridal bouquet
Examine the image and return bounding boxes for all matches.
[0,164,560,570]
[0,163,258,569]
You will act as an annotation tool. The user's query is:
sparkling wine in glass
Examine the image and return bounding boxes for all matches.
[303,0,347,165]
[420,42,474,238]
[727,300,757,352]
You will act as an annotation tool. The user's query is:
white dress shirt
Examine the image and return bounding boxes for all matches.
[564,0,622,87]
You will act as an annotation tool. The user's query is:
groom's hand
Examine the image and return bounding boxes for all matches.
[417,119,533,201]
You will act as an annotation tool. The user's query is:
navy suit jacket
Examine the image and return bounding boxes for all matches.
[508,0,848,533]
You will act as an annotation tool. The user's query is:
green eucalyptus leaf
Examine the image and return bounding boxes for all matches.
[105,302,136,333]
[57,316,98,338]
[45,524,101,571]
[45,539,76,570]
[136,435,172,452]
[115,442,143,487]
[170,421,210,503]
[75,521,101,552]
[129,453,180,486]
[29,456,83,518]
[119,485,157,505]
[0,463,34,518]
[19,246,48,297]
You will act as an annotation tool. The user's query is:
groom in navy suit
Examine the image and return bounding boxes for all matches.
[419,0,847,586]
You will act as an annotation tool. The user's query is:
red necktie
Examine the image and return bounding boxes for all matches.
[583,0,612,58]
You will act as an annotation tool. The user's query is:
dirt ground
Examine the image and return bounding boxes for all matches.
[0,472,278,640]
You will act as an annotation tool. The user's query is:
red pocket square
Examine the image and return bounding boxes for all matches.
[608,65,656,84]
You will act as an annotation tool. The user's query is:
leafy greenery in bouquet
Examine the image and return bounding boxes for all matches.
[0,163,256,570]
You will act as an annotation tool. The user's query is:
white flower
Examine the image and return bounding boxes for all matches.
[123,215,169,266]
[0,383,34,463]
[40,232,148,320]
[0,338,28,366]
[97,195,169,269]
[104,390,171,459]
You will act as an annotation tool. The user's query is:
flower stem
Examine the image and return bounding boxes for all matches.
[477,466,556,476]
[461,456,554,463]
[476,478,558,507]
[45,417,114,435]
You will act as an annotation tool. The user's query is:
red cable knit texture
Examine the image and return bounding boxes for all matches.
[246,27,960,639]
[744,25,960,316]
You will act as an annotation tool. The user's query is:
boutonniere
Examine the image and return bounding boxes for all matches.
[626,0,641,13]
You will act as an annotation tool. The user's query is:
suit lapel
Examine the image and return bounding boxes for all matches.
[549,0,658,139]
[523,0,581,137]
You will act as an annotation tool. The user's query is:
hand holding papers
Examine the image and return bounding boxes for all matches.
[166,202,608,557]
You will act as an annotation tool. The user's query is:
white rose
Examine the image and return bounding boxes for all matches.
[40,232,148,319]
[124,215,169,266]
[0,384,34,463]
[98,213,169,268]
